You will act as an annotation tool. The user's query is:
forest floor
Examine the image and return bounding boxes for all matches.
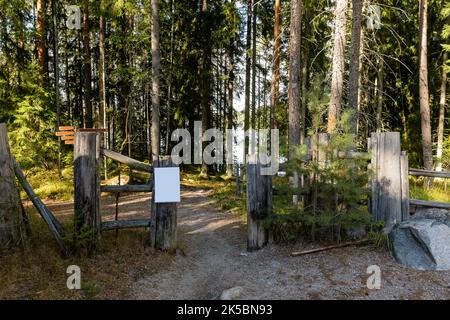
[3,185,450,300]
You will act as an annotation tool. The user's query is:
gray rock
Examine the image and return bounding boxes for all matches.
[219,286,244,300]
[390,219,450,270]
[412,208,450,227]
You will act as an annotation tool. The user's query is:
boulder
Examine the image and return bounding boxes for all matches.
[412,208,450,227]
[389,219,450,270]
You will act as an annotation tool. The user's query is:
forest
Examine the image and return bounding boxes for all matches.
[0,0,448,173]
[1,0,450,301]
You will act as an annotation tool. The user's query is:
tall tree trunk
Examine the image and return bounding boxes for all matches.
[200,0,212,176]
[376,58,384,133]
[99,0,108,179]
[165,0,175,156]
[82,0,93,128]
[347,0,362,132]
[327,0,348,133]
[288,0,303,204]
[99,0,107,131]
[52,0,61,176]
[244,0,252,160]
[418,0,432,171]
[436,51,448,172]
[36,0,48,85]
[270,0,281,132]
[251,0,257,154]
[151,0,161,161]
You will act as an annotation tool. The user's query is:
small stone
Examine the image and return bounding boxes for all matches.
[219,287,244,300]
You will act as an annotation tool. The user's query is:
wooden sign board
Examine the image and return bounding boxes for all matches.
[154,167,181,203]
[56,131,75,137]
[61,135,75,141]
[59,126,75,131]
[64,140,75,145]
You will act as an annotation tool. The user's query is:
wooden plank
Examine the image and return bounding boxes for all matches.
[101,219,152,231]
[74,132,101,248]
[400,151,410,221]
[150,156,178,251]
[0,124,24,249]
[59,126,75,131]
[101,184,152,193]
[409,199,450,209]
[12,157,66,253]
[77,128,108,133]
[246,154,271,251]
[61,135,75,141]
[101,148,153,173]
[409,168,450,178]
[371,132,402,232]
[56,131,75,136]
[64,140,75,145]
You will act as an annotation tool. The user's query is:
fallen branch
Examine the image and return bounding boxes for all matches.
[290,239,370,257]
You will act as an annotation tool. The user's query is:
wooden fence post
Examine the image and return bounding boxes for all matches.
[0,123,24,249]
[150,156,178,251]
[369,132,403,231]
[74,132,100,247]
[247,154,272,251]
[400,151,410,221]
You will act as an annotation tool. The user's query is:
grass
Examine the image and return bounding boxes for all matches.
[410,177,450,203]
[22,167,74,201]
[0,211,174,300]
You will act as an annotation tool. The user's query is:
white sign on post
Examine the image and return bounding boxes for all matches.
[154,167,181,203]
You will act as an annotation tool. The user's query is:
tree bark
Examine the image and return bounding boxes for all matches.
[251,0,257,154]
[376,58,384,133]
[418,0,433,171]
[288,0,303,205]
[200,0,212,176]
[99,0,107,132]
[36,0,48,85]
[82,0,93,128]
[226,40,235,178]
[151,0,161,161]
[270,0,281,132]
[244,0,252,160]
[327,0,348,133]
[348,0,362,132]
[436,51,448,172]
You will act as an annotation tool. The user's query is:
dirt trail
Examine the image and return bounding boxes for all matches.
[129,188,450,300]
[47,187,450,299]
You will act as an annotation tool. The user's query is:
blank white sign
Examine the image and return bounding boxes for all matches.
[154,167,181,203]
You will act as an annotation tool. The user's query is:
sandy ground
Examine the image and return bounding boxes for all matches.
[48,187,450,300]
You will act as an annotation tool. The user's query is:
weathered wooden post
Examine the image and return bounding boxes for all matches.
[150,156,178,251]
[247,154,272,251]
[0,123,24,249]
[400,151,410,221]
[74,132,100,247]
[370,132,407,231]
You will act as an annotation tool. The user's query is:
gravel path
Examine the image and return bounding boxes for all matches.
[128,188,450,300]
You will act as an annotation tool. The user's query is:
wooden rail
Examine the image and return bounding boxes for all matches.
[101,184,152,193]
[409,199,450,210]
[101,219,152,231]
[409,168,450,178]
[13,157,67,253]
[101,149,153,173]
